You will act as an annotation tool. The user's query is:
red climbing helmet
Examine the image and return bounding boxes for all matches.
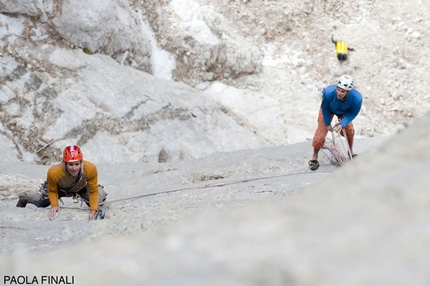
[63,145,83,162]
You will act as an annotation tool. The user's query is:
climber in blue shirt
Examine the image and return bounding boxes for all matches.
[309,75,363,170]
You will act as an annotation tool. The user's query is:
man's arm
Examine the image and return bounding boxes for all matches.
[89,210,97,220]
[321,92,333,127]
[339,91,363,127]
[84,161,99,212]
[46,164,66,220]
[46,167,61,207]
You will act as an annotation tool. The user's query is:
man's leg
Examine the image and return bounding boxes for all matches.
[344,122,355,155]
[312,148,320,161]
[17,190,50,208]
[311,109,331,160]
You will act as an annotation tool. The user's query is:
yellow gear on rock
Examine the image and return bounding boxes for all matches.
[336,41,348,56]
[332,35,355,61]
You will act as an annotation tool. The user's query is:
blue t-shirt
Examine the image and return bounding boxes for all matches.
[321,84,363,127]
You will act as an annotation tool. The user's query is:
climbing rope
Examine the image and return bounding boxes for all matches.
[98,170,331,206]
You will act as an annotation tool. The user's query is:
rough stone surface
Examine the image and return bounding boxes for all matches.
[1,1,430,284]
[0,114,428,285]
[2,0,429,165]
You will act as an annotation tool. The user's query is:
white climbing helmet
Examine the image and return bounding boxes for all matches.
[337,75,354,91]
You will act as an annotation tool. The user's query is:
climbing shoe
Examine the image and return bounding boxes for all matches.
[16,199,27,208]
[308,160,320,171]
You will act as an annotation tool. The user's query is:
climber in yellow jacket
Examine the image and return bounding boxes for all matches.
[17,145,107,220]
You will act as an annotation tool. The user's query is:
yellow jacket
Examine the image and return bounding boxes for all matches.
[47,161,99,210]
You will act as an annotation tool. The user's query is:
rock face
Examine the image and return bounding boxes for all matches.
[0,113,428,285]
[0,47,268,164]
[1,1,430,284]
[51,0,152,70]
[1,0,430,164]
[0,0,267,164]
